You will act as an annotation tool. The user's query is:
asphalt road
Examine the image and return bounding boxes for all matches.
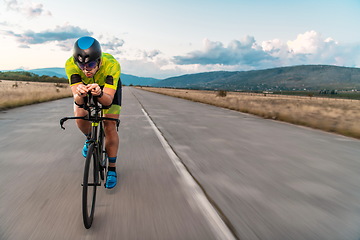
[1,87,360,240]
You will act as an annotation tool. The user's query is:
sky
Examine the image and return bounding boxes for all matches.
[1,0,360,79]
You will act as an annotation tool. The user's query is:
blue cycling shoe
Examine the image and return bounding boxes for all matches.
[105,171,117,189]
[82,140,90,158]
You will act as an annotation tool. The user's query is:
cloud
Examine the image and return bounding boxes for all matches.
[122,58,187,79]
[56,39,76,51]
[121,31,360,79]
[174,36,276,67]
[118,49,183,79]
[287,31,325,54]
[2,24,127,55]
[18,44,30,48]
[26,2,51,17]
[99,36,125,55]
[4,0,51,17]
[3,25,92,47]
[0,21,10,26]
[173,31,360,71]
[269,31,360,67]
[4,0,18,11]
[142,49,161,60]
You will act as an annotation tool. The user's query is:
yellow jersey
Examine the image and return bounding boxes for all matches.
[65,53,121,90]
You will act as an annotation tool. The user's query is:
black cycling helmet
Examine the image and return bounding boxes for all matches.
[73,36,102,64]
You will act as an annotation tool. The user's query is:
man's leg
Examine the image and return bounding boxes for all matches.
[74,104,91,135]
[104,113,120,189]
[74,104,91,157]
[104,79,122,189]
[103,113,120,166]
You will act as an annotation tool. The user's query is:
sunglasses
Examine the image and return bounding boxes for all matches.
[77,60,98,70]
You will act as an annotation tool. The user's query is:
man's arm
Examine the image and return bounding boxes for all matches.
[98,87,115,106]
[71,83,87,105]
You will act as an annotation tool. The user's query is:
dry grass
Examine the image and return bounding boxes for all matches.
[0,80,72,110]
[139,87,360,139]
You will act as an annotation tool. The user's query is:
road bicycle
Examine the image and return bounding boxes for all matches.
[60,93,120,229]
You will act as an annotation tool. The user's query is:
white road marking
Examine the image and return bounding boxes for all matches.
[141,108,236,240]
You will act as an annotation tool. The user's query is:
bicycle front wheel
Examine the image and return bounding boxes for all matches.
[82,143,99,229]
[98,122,107,181]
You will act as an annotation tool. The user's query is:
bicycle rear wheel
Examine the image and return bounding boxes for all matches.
[82,143,99,229]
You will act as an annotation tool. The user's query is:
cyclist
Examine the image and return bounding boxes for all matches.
[65,36,122,189]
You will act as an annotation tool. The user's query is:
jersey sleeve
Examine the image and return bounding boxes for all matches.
[104,56,121,90]
[65,57,83,86]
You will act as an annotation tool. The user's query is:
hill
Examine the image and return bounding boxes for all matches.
[119,74,159,86]
[25,68,159,86]
[28,68,67,78]
[153,65,360,91]
[4,65,360,91]
[0,70,67,83]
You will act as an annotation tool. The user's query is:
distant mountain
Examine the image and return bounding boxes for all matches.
[153,65,360,91]
[5,65,360,91]
[120,74,159,86]
[1,68,67,78]
[28,68,66,78]
[24,68,160,86]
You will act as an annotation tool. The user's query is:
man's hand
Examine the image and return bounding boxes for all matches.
[76,83,102,97]
[87,83,102,96]
[76,84,88,98]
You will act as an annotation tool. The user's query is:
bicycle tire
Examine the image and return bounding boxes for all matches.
[82,143,99,229]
